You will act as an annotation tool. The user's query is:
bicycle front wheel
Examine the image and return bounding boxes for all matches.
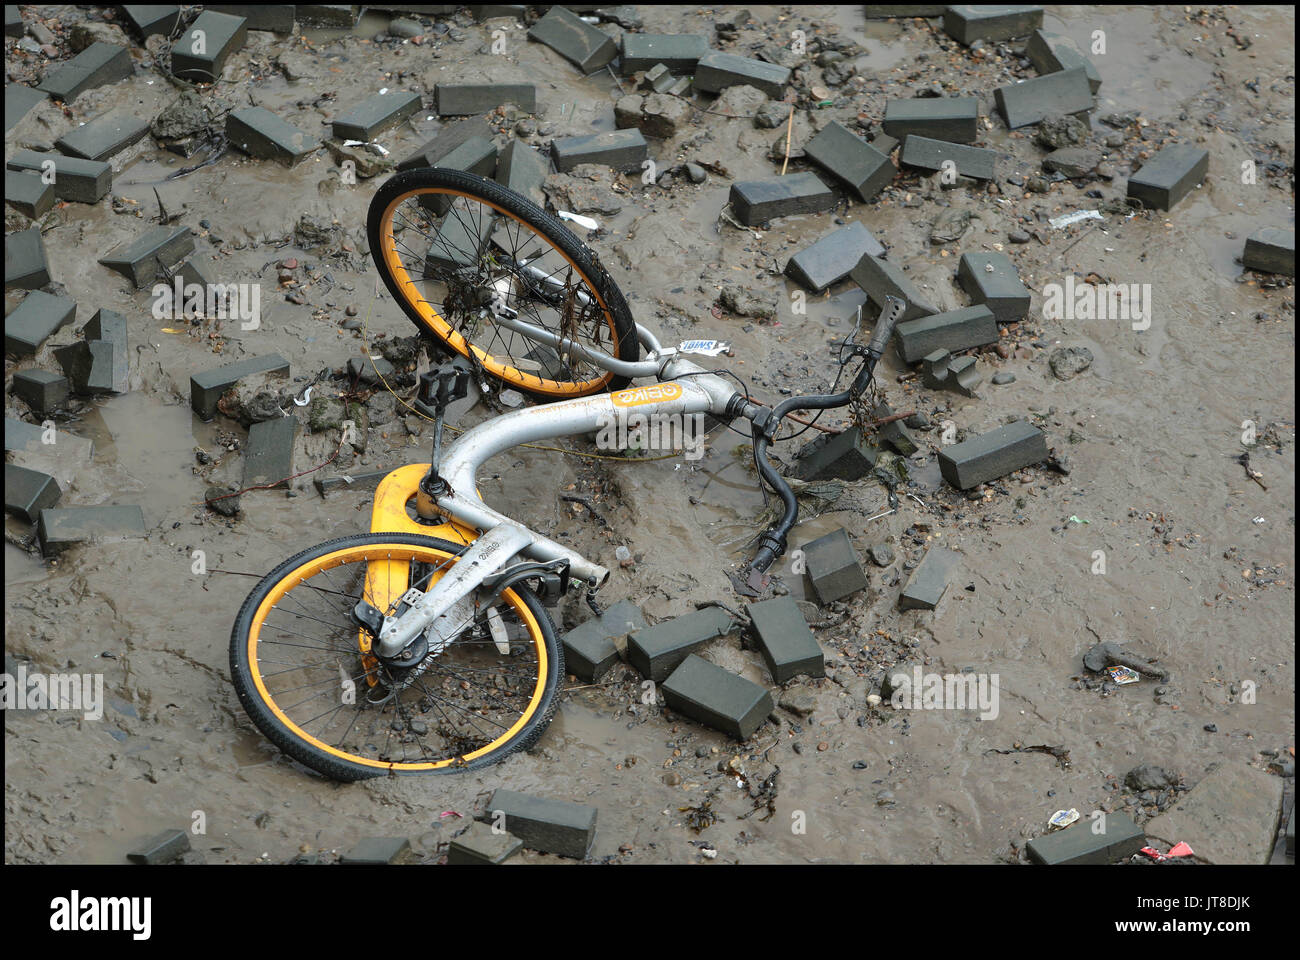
[368,166,639,399]
[230,533,563,781]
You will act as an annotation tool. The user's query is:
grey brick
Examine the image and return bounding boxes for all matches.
[11,369,69,416]
[551,128,647,174]
[1143,764,1282,865]
[863,5,947,15]
[332,90,421,141]
[4,417,92,458]
[4,226,50,290]
[994,67,1093,129]
[5,463,62,523]
[120,5,181,38]
[729,172,835,226]
[126,829,190,865]
[747,596,824,683]
[899,545,958,610]
[895,304,997,364]
[7,150,113,203]
[425,197,496,271]
[208,5,296,32]
[802,528,868,604]
[37,504,146,556]
[870,401,917,455]
[313,469,391,497]
[191,354,290,420]
[495,140,548,204]
[619,33,709,75]
[227,107,321,166]
[849,254,939,322]
[527,6,617,74]
[1243,227,1294,277]
[792,425,880,481]
[938,419,1047,489]
[484,789,596,859]
[882,97,980,144]
[1025,29,1102,94]
[435,82,537,116]
[785,221,885,292]
[900,135,998,181]
[170,11,247,81]
[5,4,23,37]
[243,416,297,488]
[922,350,981,397]
[956,251,1029,323]
[84,308,128,393]
[560,599,646,682]
[5,290,76,355]
[661,655,773,740]
[5,84,46,132]
[5,170,54,219]
[37,42,132,102]
[398,118,497,171]
[54,340,118,395]
[341,837,411,864]
[446,822,523,864]
[943,5,1043,45]
[1027,812,1144,865]
[694,51,790,99]
[99,225,194,288]
[297,5,360,27]
[1126,143,1209,212]
[628,606,733,682]
[417,136,499,216]
[55,111,149,161]
[804,120,894,202]
[469,5,527,19]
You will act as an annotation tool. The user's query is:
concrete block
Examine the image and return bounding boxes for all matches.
[398,118,496,171]
[619,33,709,75]
[120,5,181,38]
[54,340,119,395]
[1126,143,1209,212]
[208,5,296,32]
[297,5,360,27]
[747,596,825,683]
[126,829,190,865]
[5,463,62,523]
[939,419,1047,489]
[864,5,946,14]
[785,221,885,292]
[341,837,411,864]
[1144,764,1284,865]
[243,416,297,488]
[943,5,1043,45]
[560,599,646,682]
[551,128,647,173]
[1026,29,1102,94]
[5,4,23,36]
[895,304,997,364]
[5,84,46,132]
[695,50,789,99]
[425,198,494,271]
[55,111,150,161]
[447,821,523,864]
[313,469,391,497]
[804,120,894,202]
[469,5,527,20]
[899,545,958,610]
[37,42,132,102]
[882,97,980,144]
[4,418,93,460]
[640,63,676,93]
[900,135,997,181]
[729,172,835,226]
[84,307,129,393]
[661,655,773,740]
[527,6,617,74]
[921,350,981,397]
[802,528,868,604]
[870,400,917,455]
[1026,812,1144,865]
[170,11,247,81]
[1243,227,1295,277]
[792,425,880,481]
[484,789,596,859]
[495,140,548,204]
[994,67,1092,129]
[628,606,732,682]
[11,369,69,416]
[37,505,146,556]
[419,136,499,215]
[956,251,1029,323]
[227,107,321,166]
[4,226,50,290]
[5,290,76,355]
[435,82,537,116]
[99,225,194,288]
[332,90,421,141]
[191,354,290,420]
[849,254,939,322]
[5,170,55,219]
[8,150,113,203]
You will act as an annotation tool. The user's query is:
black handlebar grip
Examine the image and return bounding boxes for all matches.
[865,295,906,358]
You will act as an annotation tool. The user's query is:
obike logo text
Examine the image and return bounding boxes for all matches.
[610,382,683,408]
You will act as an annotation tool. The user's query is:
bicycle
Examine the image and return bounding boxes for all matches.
[229,167,905,781]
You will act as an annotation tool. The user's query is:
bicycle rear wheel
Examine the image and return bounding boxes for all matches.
[368,166,639,399]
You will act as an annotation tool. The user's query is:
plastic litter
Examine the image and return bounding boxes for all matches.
[558,211,599,231]
[1049,209,1104,229]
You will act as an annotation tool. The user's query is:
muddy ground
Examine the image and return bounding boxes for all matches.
[4,5,1295,864]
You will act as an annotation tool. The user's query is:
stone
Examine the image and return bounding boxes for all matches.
[849,254,939,322]
[5,169,55,219]
[792,425,880,481]
[900,135,998,181]
[37,505,146,556]
[527,6,617,74]
[561,599,647,682]
[340,838,411,864]
[994,67,1093,129]
[1026,812,1144,865]
[227,107,321,166]
[435,82,538,115]
[661,655,774,740]
[894,304,998,364]
[126,829,191,865]
[1048,345,1093,380]
[242,417,297,489]
[746,596,825,683]
[98,225,194,288]
[619,33,709,75]
[38,42,132,102]
[483,789,596,859]
[4,290,76,355]
[191,354,290,420]
[785,221,885,292]
[171,10,247,81]
[55,111,150,161]
[694,51,790,99]
[4,226,50,290]
[120,5,181,38]
[868,543,895,567]
[446,822,523,864]
[802,528,868,603]
[332,90,421,141]
[729,172,835,225]
[943,5,1043,45]
[956,251,1030,324]
[1042,145,1100,177]
[628,606,733,682]
[1025,29,1102,94]
[1243,227,1295,276]
[7,150,113,203]
[1035,112,1090,149]
[883,97,980,144]
[1126,143,1209,211]
[938,419,1048,489]
[11,369,69,416]
[551,129,647,174]
[898,545,959,610]
[804,121,895,202]
[5,463,62,523]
